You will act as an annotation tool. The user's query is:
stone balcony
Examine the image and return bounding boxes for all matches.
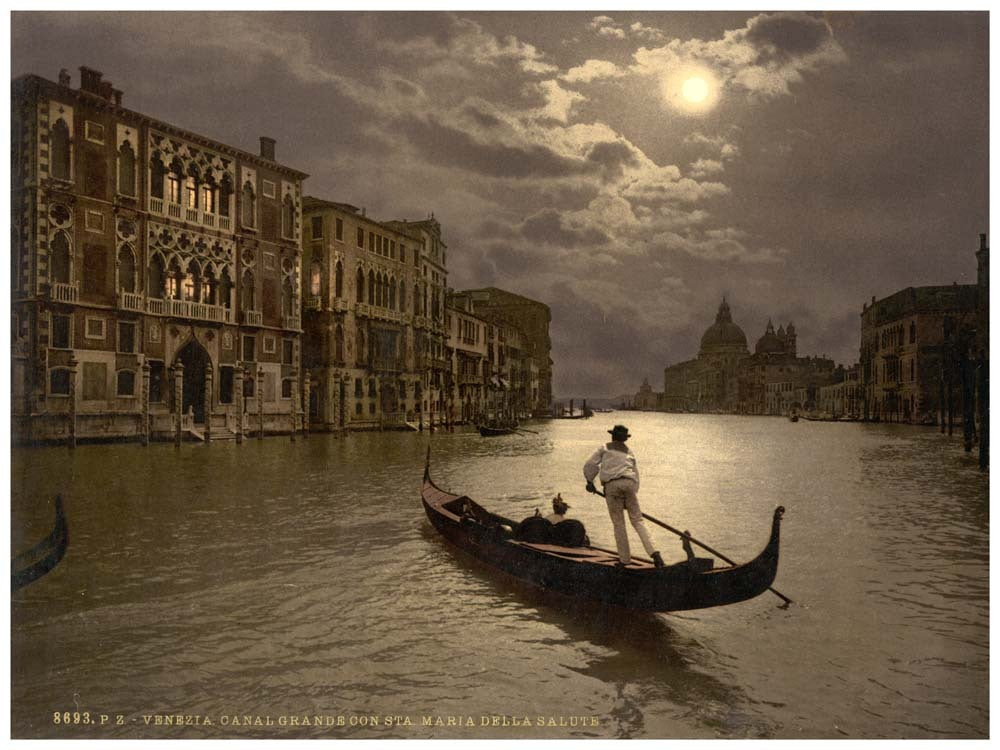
[149,197,233,233]
[242,310,263,327]
[332,298,349,313]
[49,282,79,303]
[118,291,144,312]
[146,297,233,323]
[282,314,301,331]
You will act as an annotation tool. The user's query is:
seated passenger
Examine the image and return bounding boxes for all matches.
[546,495,590,547]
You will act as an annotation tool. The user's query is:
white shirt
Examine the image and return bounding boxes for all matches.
[583,442,639,489]
[545,512,567,524]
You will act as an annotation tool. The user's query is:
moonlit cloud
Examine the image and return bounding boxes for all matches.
[561,59,627,84]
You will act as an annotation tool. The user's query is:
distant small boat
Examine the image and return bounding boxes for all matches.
[789,415,799,422]
[479,424,518,437]
[12,495,68,591]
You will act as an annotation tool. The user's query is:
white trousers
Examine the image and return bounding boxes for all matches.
[604,478,656,563]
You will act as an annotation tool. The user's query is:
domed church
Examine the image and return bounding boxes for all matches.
[658,298,833,413]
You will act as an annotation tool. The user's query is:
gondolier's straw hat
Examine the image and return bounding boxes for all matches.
[608,425,631,439]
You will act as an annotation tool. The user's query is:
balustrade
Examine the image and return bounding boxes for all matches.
[282,314,301,330]
[50,282,79,303]
[242,310,263,327]
[118,291,144,312]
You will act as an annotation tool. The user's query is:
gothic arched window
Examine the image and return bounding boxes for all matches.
[282,194,295,238]
[51,119,71,180]
[310,261,322,296]
[118,245,136,293]
[148,254,166,299]
[399,280,406,312]
[218,270,233,309]
[242,182,256,228]
[50,231,71,285]
[356,268,365,303]
[118,141,136,197]
[335,261,343,298]
[241,269,256,310]
[368,270,375,305]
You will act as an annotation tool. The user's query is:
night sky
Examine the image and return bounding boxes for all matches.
[11,11,989,397]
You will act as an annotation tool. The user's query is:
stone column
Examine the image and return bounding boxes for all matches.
[257,366,265,439]
[141,360,150,447]
[67,356,78,449]
[174,362,184,447]
[204,363,213,444]
[234,364,244,444]
[302,376,310,439]
[289,369,298,442]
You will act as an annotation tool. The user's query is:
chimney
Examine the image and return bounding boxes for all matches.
[259,136,276,161]
[99,80,114,101]
[79,66,103,95]
[112,88,123,107]
[980,233,987,251]
[58,68,70,87]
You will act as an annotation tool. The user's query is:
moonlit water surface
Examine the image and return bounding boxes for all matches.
[10,413,988,738]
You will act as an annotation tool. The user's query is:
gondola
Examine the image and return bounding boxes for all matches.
[12,494,68,592]
[421,455,784,612]
[478,424,519,437]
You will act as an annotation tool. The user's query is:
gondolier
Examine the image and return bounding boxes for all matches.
[583,425,665,568]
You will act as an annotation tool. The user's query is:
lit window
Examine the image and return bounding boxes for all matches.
[185,176,198,209]
[168,174,181,203]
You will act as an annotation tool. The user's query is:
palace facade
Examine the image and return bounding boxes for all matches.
[11,67,307,443]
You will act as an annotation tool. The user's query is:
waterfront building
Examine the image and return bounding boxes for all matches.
[817,365,862,418]
[454,287,553,415]
[11,67,307,443]
[300,198,447,430]
[860,276,978,424]
[633,378,659,410]
[444,293,489,423]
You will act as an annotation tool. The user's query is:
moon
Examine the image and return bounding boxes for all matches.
[662,67,720,114]
[682,76,710,103]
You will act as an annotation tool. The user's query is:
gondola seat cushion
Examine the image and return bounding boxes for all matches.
[550,519,589,547]
[514,515,553,543]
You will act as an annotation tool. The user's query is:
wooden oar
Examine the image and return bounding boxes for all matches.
[515,427,539,435]
[590,488,793,606]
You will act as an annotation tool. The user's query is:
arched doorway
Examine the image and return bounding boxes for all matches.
[176,339,210,424]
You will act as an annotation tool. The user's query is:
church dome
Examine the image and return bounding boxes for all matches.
[755,320,785,355]
[699,298,748,355]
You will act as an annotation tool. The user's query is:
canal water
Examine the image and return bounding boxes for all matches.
[10,413,988,739]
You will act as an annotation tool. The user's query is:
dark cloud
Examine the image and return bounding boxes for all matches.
[520,209,609,248]
[746,12,831,59]
[462,103,502,128]
[391,114,590,179]
[586,140,639,181]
